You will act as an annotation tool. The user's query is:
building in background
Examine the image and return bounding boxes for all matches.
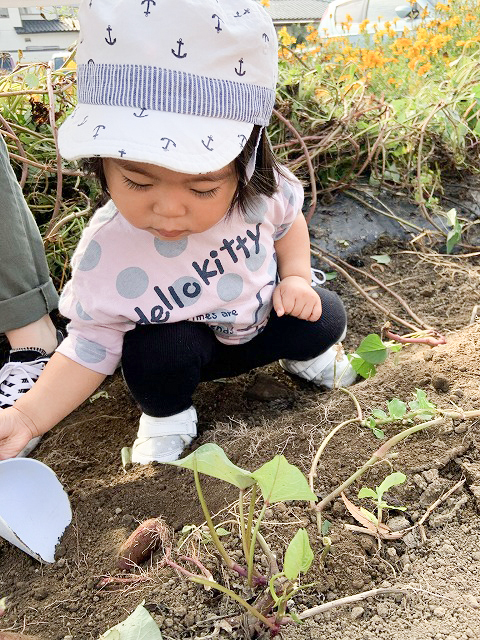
[264,0,329,27]
[0,5,78,64]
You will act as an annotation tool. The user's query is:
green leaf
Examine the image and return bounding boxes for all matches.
[371,254,391,265]
[325,271,337,280]
[408,389,436,414]
[358,487,377,500]
[445,208,457,227]
[24,73,40,88]
[376,472,406,500]
[121,447,132,469]
[99,603,163,639]
[251,456,317,503]
[446,226,461,254]
[169,443,255,489]
[283,529,314,581]
[383,503,407,511]
[387,398,407,420]
[372,409,388,420]
[372,428,385,440]
[214,527,230,536]
[349,354,376,379]
[321,519,331,536]
[359,507,378,524]
[355,334,389,365]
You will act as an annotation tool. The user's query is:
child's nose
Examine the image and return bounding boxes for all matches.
[152,197,185,219]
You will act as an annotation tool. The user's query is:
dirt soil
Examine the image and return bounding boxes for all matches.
[1,242,480,640]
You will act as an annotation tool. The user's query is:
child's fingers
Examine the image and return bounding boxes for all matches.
[272,288,285,317]
[308,298,323,322]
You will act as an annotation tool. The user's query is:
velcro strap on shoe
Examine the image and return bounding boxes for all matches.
[137,407,198,438]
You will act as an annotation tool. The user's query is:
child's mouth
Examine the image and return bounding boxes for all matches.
[154,229,187,239]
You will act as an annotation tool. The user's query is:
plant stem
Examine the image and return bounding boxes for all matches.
[316,416,445,512]
[164,556,277,630]
[248,503,267,587]
[193,461,235,570]
[246,484,257,557]
[238,489,249,562]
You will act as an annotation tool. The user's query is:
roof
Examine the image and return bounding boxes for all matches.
[14,18,79,34]
[264,0,330,23]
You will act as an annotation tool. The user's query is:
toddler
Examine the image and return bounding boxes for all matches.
[0,0,356,463]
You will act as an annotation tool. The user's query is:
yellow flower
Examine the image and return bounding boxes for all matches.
[435,2,450,11]
[306,29,319,42]
[387,77,398,84]
[278,26,296,46]
[358,19,370,33]
[261,0,270,6]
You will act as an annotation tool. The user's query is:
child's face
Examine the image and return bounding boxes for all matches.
[103,158,239,241]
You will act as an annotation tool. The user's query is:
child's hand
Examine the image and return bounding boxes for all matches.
[273,276,322,321]
[0,407,38,460]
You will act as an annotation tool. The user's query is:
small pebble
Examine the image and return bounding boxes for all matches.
[433,606,446,617]
[423,351,434,361]
[115,507,122,515]
[351,606,365,619]
[471,551,480,561]
[464,594,480,609]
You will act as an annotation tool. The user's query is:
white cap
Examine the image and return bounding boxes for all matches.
[58,0,278,174]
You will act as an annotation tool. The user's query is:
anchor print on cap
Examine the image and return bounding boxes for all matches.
[141,0,156,16]
[172,38,187,58]
[202,136,214,151]
[212,13,223,32]
[235,58,246,76]
[105,25,116,45]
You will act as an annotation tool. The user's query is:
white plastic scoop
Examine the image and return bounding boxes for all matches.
[0,458,72,563]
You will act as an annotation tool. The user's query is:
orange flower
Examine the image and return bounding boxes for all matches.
[435,3,450,11]
[418,61,432,75]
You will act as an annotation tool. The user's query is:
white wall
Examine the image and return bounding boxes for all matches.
[0,7,77,63]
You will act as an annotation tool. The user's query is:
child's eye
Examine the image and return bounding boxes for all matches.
[122,176,151,191]
[191,187,220,198]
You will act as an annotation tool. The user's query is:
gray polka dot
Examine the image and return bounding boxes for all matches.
[154,237,188,257]
[95,205,117,224]
[267,255,278,279]
[246,243,267,272]
[170,276,202,307]
[76,301,93,321]
[116,267,149,299]
[75,337,106,364]
[282,181,296,207]
[244,197,268,224]
[78,240,101,271]
[217,274,243,302]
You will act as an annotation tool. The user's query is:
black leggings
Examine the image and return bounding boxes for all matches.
[121,287,347,417]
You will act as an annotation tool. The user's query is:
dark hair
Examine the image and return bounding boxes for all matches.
[82,124,284,216]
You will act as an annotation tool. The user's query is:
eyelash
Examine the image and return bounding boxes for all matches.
[122,176,220,198]
[192,187,220,199]
[122,176,150,191]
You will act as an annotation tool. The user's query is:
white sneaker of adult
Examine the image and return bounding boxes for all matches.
[0,349,50,458]
[280,344,357,389]
[131,406,198,464]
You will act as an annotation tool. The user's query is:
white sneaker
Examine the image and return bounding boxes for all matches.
[0,331,64,457]
[280,344,357,389]
[131,406,198,464]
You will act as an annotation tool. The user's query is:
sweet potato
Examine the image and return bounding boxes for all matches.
[117,517,172,570]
